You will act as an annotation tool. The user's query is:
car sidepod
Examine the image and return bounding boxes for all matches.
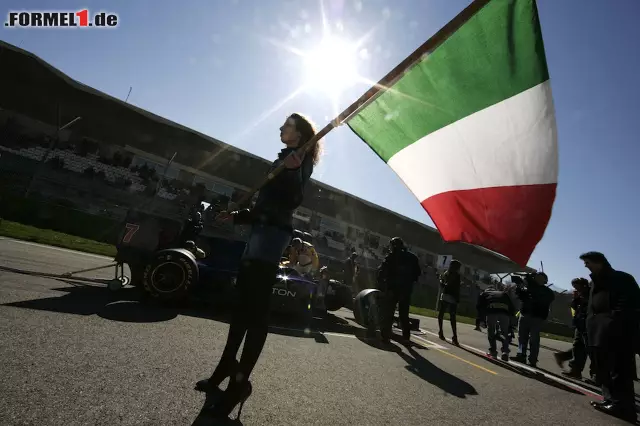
[271,274,317,319]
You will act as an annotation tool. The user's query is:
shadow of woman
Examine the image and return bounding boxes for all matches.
[356,334,403,352]
[191,389,244,426]
[399,346,478,398]
[98,300,179,323]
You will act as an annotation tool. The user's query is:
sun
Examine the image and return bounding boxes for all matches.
[303,36,359,98]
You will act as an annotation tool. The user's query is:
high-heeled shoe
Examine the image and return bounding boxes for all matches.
[195,359,239,393]
[204,377,253,421]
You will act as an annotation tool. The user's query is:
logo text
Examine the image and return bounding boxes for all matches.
[5,10,119,28]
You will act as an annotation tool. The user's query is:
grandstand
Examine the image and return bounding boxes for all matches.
[1,40,572,323]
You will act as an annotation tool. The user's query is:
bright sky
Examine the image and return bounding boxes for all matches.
[2,0,639,289]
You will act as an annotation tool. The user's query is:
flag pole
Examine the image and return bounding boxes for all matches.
[232,0,491,209]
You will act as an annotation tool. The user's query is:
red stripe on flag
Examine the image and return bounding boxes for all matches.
[422,184,557,267]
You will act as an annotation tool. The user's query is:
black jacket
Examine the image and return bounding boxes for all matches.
[477,289,515,317]
[570,290,590,331]
[586,266,640,348]
[516,282,555,320]
[235,147,313,232]
[377,249,421,292]
[440,270,461,303]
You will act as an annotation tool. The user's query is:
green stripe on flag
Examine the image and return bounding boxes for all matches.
[348,0,550,162]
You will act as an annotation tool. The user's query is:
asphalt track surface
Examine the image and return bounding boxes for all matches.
[1,237,638,425]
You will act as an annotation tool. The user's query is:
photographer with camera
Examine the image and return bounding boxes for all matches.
[511,272,555,367]
[553,278,594,380]
[477,285,516,361]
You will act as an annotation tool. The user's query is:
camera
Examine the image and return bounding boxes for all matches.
[511,274,525,285]
[511,273,538,289]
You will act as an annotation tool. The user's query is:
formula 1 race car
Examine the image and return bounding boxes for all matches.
[112,209,353,322]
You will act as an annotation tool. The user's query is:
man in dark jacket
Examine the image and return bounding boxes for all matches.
[343,252,359,294]
[512,272,555,367]
[477,287,516,361]
[554,278,594,380]
[580,252,639,422]
[377,237,421,343]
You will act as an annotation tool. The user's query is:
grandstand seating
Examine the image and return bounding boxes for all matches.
[0,141,456,277]
[0,131,403,269]
[0,127,517,305]
[0,145,146,188]
[0,144,204,204]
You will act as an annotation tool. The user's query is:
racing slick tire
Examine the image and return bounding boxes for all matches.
[143,248,199,302]
[354,289,382,336]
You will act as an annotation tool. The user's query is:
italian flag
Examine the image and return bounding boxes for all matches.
[347,0,557,267]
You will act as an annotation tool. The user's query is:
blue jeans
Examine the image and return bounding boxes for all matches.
[242,224,291,265]
[517,315,544,363]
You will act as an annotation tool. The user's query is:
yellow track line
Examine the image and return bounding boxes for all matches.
[434,347,498,375]
[411,335,498,375]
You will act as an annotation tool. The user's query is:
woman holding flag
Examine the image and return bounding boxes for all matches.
[196,113,321,421]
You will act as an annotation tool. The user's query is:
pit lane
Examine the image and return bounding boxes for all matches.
[0,238,632,425]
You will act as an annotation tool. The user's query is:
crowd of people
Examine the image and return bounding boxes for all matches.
[371,242,639,423]
[471,252,639,423]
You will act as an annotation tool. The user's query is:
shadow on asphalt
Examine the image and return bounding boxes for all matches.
[533,366,640,403]
[456,346,587,396]
[1,281,366,341]
[190,388,244,426]
[400,345,478,398]
[356,335,403,353]
[353,333,477,398]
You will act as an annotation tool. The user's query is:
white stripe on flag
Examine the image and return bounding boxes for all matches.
[387,81,558,201]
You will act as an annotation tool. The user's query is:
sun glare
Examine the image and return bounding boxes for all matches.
[303,36,359,98]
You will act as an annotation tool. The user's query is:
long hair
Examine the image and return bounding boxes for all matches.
[290,113,322,165]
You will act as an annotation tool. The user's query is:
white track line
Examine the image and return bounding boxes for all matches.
[420,328,603,399]
[412,334,448,350]
[323,331,357,339]
[0,238,113,260]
